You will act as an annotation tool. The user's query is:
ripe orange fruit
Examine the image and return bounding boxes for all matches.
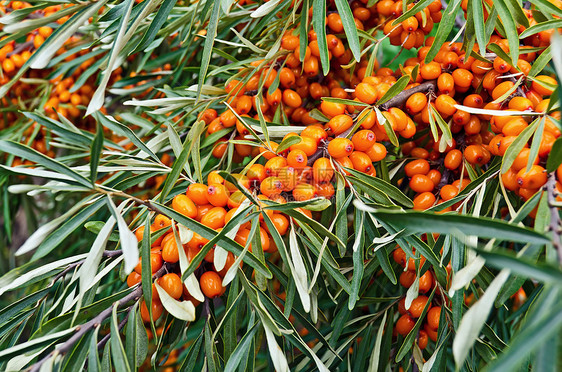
[158,273,183,299]
[200,271,223,298]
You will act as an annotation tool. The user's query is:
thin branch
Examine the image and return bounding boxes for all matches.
[7,41,33,57]
[96,306,132,350]
[378,80,437,111]
[546,172,562,265]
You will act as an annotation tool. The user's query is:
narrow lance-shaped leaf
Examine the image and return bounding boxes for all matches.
[107,197,138,274]
[372,209,550,244]
[110,304,132,372]
[196,1,221,101]
[334,0,361,61]
[90,123,104,184]
[312,0,329,75]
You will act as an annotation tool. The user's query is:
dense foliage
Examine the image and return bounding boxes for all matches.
[0,0,561,370]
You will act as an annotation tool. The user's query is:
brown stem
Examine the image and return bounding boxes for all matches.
[96,306,132,350]
[507,75,526,98]
[378,80,437,112]
[545,173,562,265]
[7,41,34,57]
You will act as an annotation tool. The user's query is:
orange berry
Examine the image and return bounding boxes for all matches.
[172,194,197,219]
[516,165,547,189]
[409,174,434,193]
[187,183,209,205]
[532,75,556,96]
[427,306,441,329]
[413,192,436,210]
[352,130,377,151]
[328,114,354,135]
[328,138,354,158]
[200,271,223,298]
[365,143,387,162]
[287,149,308,169]
[140,299,163,323]
[127,271,142,287]
[400,270,416,288]
[313,157,334,183]
[404,159,430,177]
[158,273,183,299]
[409,295,430,318]
[355,83,377,104]
[207,183,229,207]
[396,314,416,336]
[349,151,373,173]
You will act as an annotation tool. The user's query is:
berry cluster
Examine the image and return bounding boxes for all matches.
[378,0,443,49]
[393,247,444,348]
[126,171,295,324]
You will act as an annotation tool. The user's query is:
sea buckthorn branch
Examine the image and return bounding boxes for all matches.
[29,264,168,372]
[545,172,562,264]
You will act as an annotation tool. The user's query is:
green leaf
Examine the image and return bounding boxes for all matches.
[478,250,562,283]
[527,114,545,172]
[205,321,218,372]
[529,0,562,18]
[501,117,541,173]
[528,45,551,77]
[494,0,520,63]
[313,0,329,75]
[125,304,137,369]
[61,330,91,372]
[377,75,410,106]
[133,0,176,53]
[0,140,92,188]
[85,222,120,242]
[88,327,101,372]
[322,97,371,107]
[178,331,204,372]
[33,198,106,260]
[485,298,562,371]
[392,0,434,25]
[374,107,399,147]
[160,135,191,202]
[110,304,131,372]
[197,1,221,100]
[0,288,49,325]
[141,216,154,332]
[520,19,562,39]
[276,135,302,154]
[334,0,361,61]
[424,0,461,63]
[90,123,104,184]
[94,113,160,162]
[345,168,413,207]
[504,0,530,27]
[135,308,148,367]
[223,322,259,371]
[349,210,365,310]
[472,0,487,55]
[546,137,562,172]
[372,210,550,244]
